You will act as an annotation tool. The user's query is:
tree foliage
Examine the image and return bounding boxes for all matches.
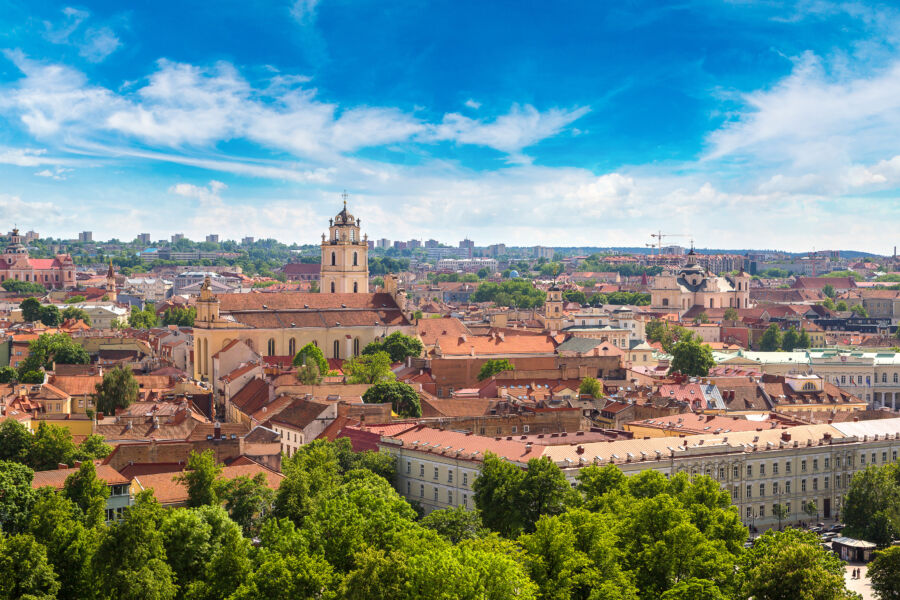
[669,335,715,377]
[2,279,46,294]
[869,545,900,600]
[94,365,139,416]
[292,341,329,375]
[362,381,422,417]
[478,358,515,381]
[578,376,602,398]
[759,324,782,351]
[362,331,424,363]
[128,304,159,328]
[842,462,900,547]
[343,351,395,384]
[471,280,546,308]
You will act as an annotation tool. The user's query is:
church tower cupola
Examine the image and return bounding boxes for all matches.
[320,192,369,294]
[105,259,118,302]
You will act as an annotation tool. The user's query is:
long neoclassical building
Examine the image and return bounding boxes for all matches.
[192,202,413,381]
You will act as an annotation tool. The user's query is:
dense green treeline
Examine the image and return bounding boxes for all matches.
[0,434,867,600]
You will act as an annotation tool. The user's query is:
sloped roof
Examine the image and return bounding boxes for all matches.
[32,464,129,490]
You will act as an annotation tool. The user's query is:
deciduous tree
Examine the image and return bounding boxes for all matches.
[362,381,422,417]
[477,358,515,381]
[94,365,139,415]
[343,351,395,384]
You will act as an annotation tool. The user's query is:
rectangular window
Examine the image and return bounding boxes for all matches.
[786,461,792,474]
[772,481,779,494]
[463,494,467,507]
[523,425,530,433]
[420,484,424,497]
[759,483,765,497]
[801,460,807,472]
[824,476,829,490]
[434,466,439,480]
[773,463,779,475]
[883,452,888,463]
[406,461,411,474]
[747,465,753,477]
[463,472,468,486]
[760,464,766,476]
[813,459,818,471]
[824,457,829,469]
[785,481,791,493]
[861,454,866,465]
[801,479,807,492]
[434,488,438,501]
[746,485,752,499]
[733,465,739,478]
[746,507,752,519]
[719,467,725,479]
[872,453,877,464]
[448,491,453,504]
[511,426,518,434]
[448,470,453,484]
[759,505,765,518]
[813,478,818,491]
[420,464,425,476]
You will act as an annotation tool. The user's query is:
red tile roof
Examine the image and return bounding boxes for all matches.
[32,464,129,489]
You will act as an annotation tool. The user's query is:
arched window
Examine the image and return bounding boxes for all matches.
[330,281,335,293]
[331,252,336,266]
[288,338,296,356]
[333,340,340,359]
[267,338,275,356]
[353,282,358,293]
[353,252,358,266]
[709,299,714,308]
[353,338,360,356]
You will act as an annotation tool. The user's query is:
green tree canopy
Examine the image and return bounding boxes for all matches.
[60,306,91,325]
[477,358,515,381]
[343,351,395,384]
[842,462,900,547]
[62,460,110,528]
[362,381,422,417]
[738,528,857,600]
[175,449,224,508]
[578,376,602,398]
[3,279,47,294]
[94,365,139,416]
[0,533,61,600]
[19,297,43,322]
[0,460,37,534]
[669,336,715,377]
[39,304,61,326]
[362,331,424,363]
[781,327,799,351]
[759,324,782,351]
[292,341,328,375]
[128,304,159,328]
[869,545,900,600]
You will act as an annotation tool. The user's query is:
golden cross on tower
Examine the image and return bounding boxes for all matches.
[341,190,349,208]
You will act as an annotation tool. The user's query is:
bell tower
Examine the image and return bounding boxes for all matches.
[543,284,564,332]
[195,276,221,325]
[105,260,117,302]
[320,192,369,294]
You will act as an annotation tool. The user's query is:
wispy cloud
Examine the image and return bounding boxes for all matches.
[42,7,121,62]
[0,54,587,163]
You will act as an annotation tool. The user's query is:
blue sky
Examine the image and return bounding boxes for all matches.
[1,0,900,252]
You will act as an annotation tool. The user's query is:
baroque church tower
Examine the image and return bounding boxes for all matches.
[105,260,117,302]
[320,194,369,294]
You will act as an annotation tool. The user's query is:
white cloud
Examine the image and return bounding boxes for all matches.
[79,27,121,63]
[34,167,72,180]
[1,55,585,162]
[464,99,481,109]
[428,104,590,156]
[0,193,63,226]
[290,0,320,25]
[42,7,120,62]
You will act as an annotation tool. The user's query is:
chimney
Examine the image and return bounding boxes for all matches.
[214,421,222,439]
[781,432,791,442]
[57,463,68,470]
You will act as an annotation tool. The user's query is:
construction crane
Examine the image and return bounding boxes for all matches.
[649,231,691,256]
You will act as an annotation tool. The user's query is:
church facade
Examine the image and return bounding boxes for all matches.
[650,251,750,315]
[1,228,75,289]
[192,202,413,382]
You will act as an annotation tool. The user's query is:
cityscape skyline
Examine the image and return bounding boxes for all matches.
[2,1,900,250]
